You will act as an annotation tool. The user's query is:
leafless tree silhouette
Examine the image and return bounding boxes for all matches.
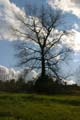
[10,5,71,82]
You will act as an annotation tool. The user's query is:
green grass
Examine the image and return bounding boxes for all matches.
[0,93,80,120]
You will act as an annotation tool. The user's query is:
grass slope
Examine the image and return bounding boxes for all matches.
[0,93,80,120]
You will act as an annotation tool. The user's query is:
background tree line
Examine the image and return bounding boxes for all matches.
[0,77,79,95]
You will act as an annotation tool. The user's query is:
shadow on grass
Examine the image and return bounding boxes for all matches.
[0,112,12,117]
[0,112,25,120]
[22,95,80,106]
[50,98,80,106]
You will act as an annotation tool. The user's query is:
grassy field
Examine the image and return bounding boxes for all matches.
[0,93,80,120]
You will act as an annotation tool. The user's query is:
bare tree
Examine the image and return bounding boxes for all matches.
[10,5,71,82]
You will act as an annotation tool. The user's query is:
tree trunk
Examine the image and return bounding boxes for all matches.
[41,49,46,78]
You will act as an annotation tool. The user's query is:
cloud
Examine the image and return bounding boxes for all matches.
[24,70,38,82]
[48,0,80,50]
[0,65,37,83]
[0,0,25,40]
[49,0,80,16]
[0,65,17,80]
[62,79,76,85]
[0,0,80,46]
[71,0,80,5]
[0,65,9,74]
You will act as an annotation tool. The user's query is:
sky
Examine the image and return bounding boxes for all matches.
[0,40,16,68]
[0,0,80,83]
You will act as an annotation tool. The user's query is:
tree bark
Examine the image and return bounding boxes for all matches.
[41,48,46,78]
